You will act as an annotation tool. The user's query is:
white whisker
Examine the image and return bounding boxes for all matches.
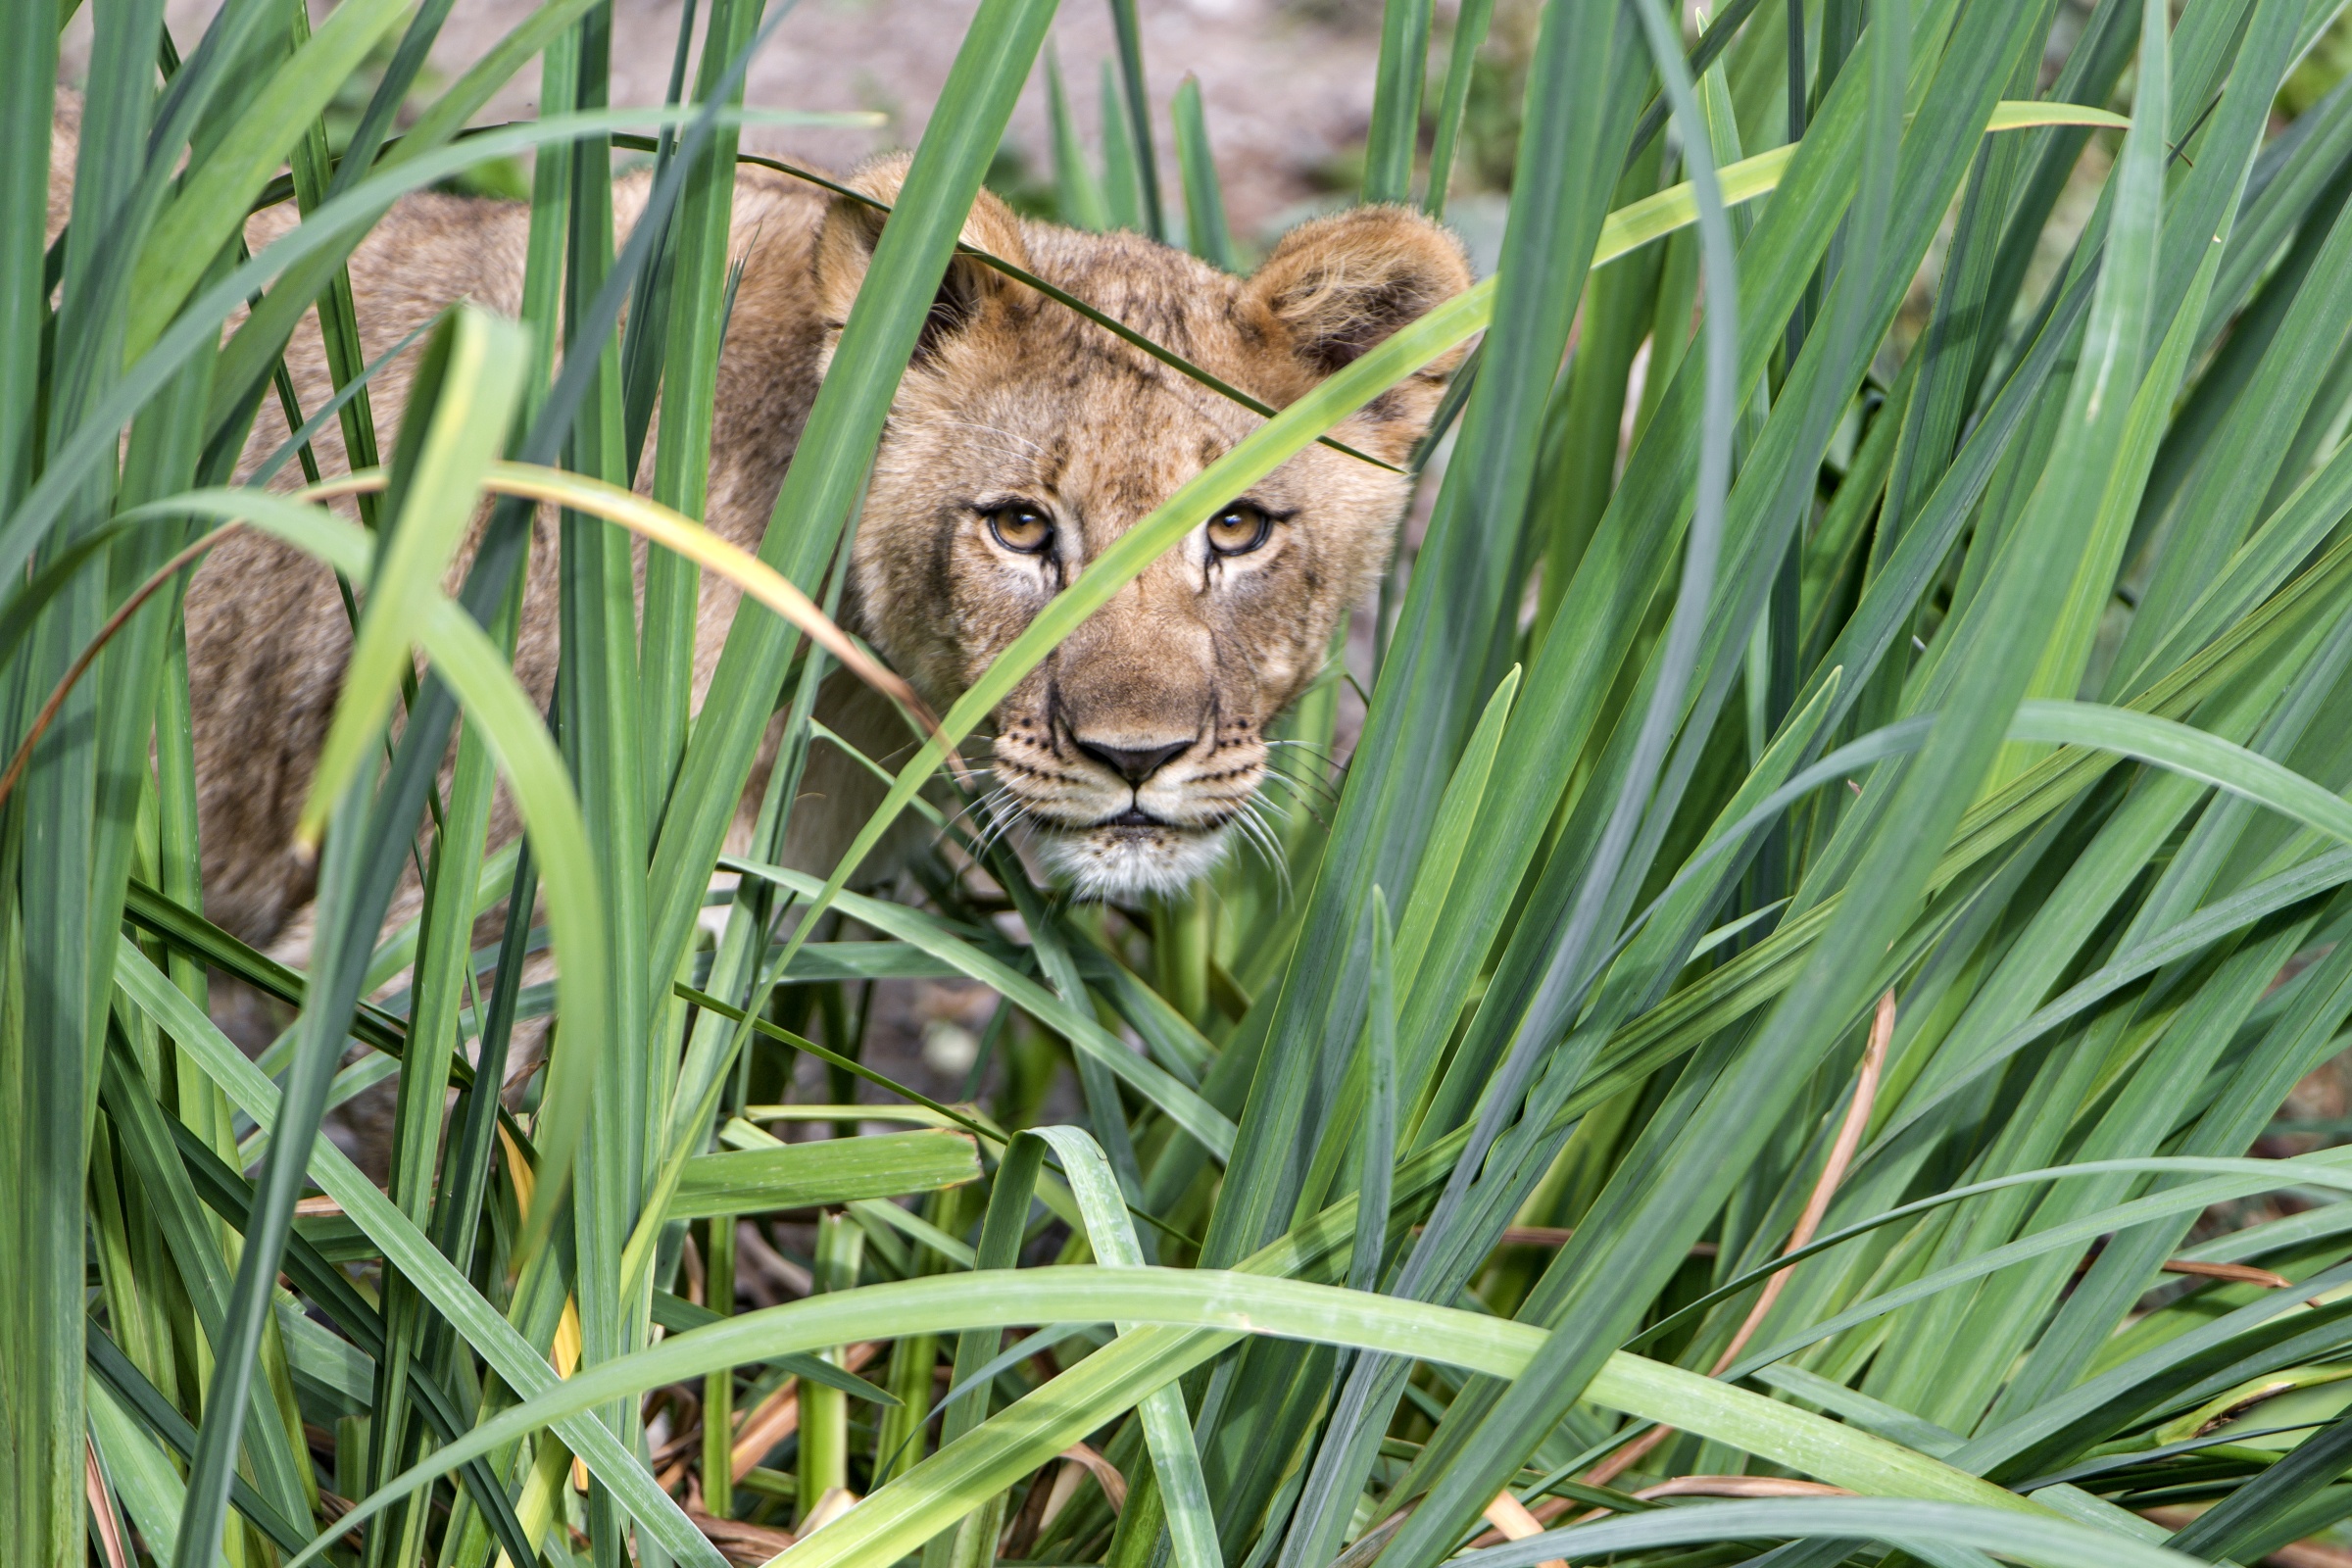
[1261,746,1344,798]
[1254,765,1338,828]
[1229,799,1273,861]
[969,805,1018,864]
[1232,801,1293,901]
[1256,764,1338,811]
[936,779,1022,852]
[971,793,1041,866]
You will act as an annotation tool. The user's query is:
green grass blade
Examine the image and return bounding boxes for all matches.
[1421,0,1494,215]
[799,1212,866,1518]
[2010,239,2223,772]
[0,3,52,514]
[1172,74,1235,269]
[1100,58,1146,230]
[97,1039,315,1532]
[1048,45,1109,229]
[297,310,524,843]
[1352,889,1397,1298]
[666,1131,981,1219]
[1961,1258,2352,1481]
[329,0,461,199]
[1106,0,1165,237]
[1531,149,1667,647]
[1363,0,1433,204]
[2006,700,2352,845]
[5,18,107,1564]
[921,1134,1045,1568]
[86,1329,312,1557]
[1391,665,1518,1002]
[2094,1201,2352,1542]
[282,0,387,539]
[546,27,657,1559]
[1859,844,2352,1161]
[1454,1498,2206,1568]
[1029,1127,1224,1568]
[643,0,767,811]
[1721,1158,2352,1378]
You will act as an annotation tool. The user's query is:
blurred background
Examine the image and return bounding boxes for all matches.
[61,0,1540,258]
[65,1,2352,362]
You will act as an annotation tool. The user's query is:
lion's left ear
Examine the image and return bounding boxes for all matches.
[814,153,1033,366]
[1243,206,1473,384]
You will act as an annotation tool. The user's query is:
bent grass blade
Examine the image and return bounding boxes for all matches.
[269,1264,2070,1566]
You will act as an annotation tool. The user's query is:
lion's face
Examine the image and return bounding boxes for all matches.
[820,164,1471,898]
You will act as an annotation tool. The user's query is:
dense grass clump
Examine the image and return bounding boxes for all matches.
[18,0,2352,1565]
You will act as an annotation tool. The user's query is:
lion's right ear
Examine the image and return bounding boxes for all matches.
[814,154,1033,365]
[1243,206,1473,380]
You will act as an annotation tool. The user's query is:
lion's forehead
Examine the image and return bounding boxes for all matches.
[889,344,1285,521]
[874,233,1305,520]
[1018,221,1250,331]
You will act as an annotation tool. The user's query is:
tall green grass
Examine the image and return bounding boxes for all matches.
[17,0,2352,1564]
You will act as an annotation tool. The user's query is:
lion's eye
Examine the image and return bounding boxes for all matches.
[1206,503,1272,557]
[986,505,1054,555]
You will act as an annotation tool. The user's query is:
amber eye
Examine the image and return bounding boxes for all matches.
[986,504,1054,555]
[1206,503,1273,557]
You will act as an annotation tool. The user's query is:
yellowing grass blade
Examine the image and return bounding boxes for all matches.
[479,462,941,731]
[295,307,526,848]
[279,461,939,735]
[1593,101,2133,268]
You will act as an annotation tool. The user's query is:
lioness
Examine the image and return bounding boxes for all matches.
[56,109,1471,945]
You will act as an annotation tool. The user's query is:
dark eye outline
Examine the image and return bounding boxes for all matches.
[983,502,1055,556]
[1205,502,1275,558]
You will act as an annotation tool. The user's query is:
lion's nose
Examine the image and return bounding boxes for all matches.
[1074,736,1194,785]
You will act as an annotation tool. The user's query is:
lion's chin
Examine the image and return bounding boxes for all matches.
[1036,821,1232,901]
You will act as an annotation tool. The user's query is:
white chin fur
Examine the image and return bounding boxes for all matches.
[1038,823,1231,900]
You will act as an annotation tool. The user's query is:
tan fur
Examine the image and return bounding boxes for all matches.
[50,119,1469,941]
[193,168,837,945]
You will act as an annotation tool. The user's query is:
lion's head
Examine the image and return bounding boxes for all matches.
[819,158,1472,899]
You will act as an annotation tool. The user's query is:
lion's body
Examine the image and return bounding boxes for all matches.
[194,170,840,945]
[49,113,1469,945]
